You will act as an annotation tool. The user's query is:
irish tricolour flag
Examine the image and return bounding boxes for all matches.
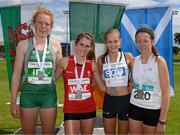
[69,0,125,60]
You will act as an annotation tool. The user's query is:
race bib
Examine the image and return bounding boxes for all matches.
[27,62,53,84]
[67,78,91,100]
[103,63,128,87]
[133,83,154,101]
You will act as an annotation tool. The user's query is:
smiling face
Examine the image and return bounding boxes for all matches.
[75,37,92,57]
[33,13,52,38]
[32,8,53,39]
[105,29,121,54]
[135,32,154,55]
[74,33,95,59]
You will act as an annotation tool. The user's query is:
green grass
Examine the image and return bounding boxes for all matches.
[166,64,180,134]
[173,54,180,62]
[0,59,180,134]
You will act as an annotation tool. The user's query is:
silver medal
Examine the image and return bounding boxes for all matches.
[33,37,47,82]
[74,56,86,100]
[38,71,44,80]
[75,90,82,99]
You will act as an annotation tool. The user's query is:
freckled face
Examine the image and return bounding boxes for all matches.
[135,32,154,54]
[34,13,52,38]
[75,37,92,57]
[105,31,121,53]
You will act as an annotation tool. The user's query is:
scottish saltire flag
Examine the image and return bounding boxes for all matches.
[69,0,125,60]
[120,6,174,95]
[0,3,41,89]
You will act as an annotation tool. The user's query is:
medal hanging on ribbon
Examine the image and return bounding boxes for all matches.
[75,79,82,99]
[37,70,44,80]
[75,89,82,99]
[107,52,121,87]
[33,37,48,81]
[137,54,153,100]
[74,56,86,99]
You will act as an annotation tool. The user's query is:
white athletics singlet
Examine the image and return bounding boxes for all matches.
[102,51,129,87]
[130,54,162,109]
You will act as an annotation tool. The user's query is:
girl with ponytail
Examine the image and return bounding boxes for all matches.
[129,25,171,134]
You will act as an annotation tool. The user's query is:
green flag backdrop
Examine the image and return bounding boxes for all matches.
[69,1,125,43]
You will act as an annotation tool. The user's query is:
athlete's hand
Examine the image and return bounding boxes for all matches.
[155,123,165,134]
[10,102,20,118]
[128,82,133,93]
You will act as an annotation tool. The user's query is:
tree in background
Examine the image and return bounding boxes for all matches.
[174,33,180,45]
[173,33,180,55]
[173,46,180,55]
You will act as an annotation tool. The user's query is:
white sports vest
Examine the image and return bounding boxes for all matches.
[130,55,161,109]
[102,52,129,87]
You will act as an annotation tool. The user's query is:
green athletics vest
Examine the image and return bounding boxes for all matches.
[21,38,56,94]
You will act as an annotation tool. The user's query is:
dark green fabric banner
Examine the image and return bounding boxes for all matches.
[69,2,125,43]
[0,6,21,89]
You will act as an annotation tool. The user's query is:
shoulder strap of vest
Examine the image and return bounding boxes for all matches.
[122,52,127,64]
[105,55,108,63]
[119,51,123,62]
[69,55,74,61]
[121,51,130,85]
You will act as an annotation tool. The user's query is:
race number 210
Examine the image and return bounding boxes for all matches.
[134,90,151,100]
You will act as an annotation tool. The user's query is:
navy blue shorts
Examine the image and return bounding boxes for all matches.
[103,93,130,120]
[64,111,96,121]
[129,103,160,126]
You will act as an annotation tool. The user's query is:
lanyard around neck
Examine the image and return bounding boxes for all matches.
[138,54,154,89]
[106,52,121,80]
[74,56,86,91]
[107,52,121,64]
[33,37,48,71]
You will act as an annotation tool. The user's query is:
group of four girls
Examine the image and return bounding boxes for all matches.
[10,7,170,134]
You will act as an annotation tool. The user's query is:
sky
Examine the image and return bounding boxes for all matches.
[0,0,180,43]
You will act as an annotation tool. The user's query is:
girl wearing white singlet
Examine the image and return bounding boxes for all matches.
[98,28,134,134]
[129,26,171,134]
